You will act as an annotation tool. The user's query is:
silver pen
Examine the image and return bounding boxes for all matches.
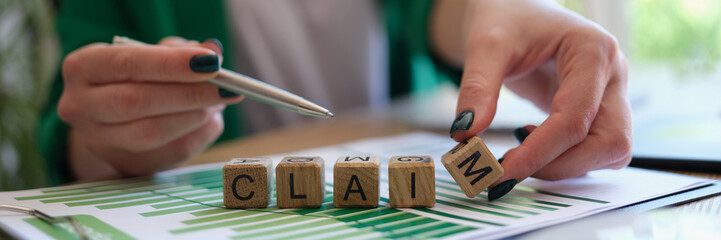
[112,36,334,118]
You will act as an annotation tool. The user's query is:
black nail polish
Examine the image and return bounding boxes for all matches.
[450,110,474,137]
[488,179,517,201]
[189,54,219,73]
[513,127,530,143]
[497,158,504,164]
[204,38,224,54]
[218,88,239,98]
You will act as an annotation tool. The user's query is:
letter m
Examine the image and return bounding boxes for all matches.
[457,151,493,185]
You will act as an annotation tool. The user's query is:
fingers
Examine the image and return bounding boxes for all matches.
[83,82,240,123]
[530,77,632,180]
[59,81,241,124]
[158,36,199,47]
[63,43,219,85]
[495,30,624,184]
[500,80,631,181]
[200,39,224,55]
[450,27,515,141]
[59,36,240,124]
[84,110,225,176]
[158,37,224,57]
[90,104,225,153]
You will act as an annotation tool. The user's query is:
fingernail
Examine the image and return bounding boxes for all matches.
[204,38,224,54]
[450,110,474,137]
[189,54,219,73]
[513,127,530,143]
[488,179,517,201]
[497,158,504,164]
[218,88,239,98]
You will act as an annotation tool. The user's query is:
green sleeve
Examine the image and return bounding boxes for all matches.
[382,0,463,97]
[39,1,134,186]
[39,0,243,186]
[38,72,71,185]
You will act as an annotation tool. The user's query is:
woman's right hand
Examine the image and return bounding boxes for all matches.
[58,37,243,179]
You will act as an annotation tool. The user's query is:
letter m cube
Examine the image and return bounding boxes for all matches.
[441,136,503,198]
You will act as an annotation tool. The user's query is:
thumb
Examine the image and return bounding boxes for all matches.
[450,32,513,142]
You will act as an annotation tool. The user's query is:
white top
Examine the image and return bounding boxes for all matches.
[225,0,388,133]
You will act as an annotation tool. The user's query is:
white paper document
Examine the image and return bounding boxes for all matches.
[0,132,715,239]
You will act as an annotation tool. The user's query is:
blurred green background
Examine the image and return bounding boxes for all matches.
[561,0,721,74]
[1,0,57,190]
[630,0,721,73]
[1,0,719,190]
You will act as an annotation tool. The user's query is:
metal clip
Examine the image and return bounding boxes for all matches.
[0,204,87,240]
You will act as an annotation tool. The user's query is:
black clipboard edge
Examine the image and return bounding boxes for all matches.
[630,156,721,173]
[617,180,721,212]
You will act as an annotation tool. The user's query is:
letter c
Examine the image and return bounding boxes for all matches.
[231,174,255,201]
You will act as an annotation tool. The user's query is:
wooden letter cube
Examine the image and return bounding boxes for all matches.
[333,156,380,208]
[223,157,273,209]
[441,136,504,198]
[276,156,326,208]
[388,156,435,208]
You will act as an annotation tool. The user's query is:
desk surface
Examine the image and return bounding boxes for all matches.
[185,114,721,215]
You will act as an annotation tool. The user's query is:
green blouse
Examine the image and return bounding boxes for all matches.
[39,0,461,186]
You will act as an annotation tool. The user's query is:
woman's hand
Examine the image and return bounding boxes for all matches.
[434,0,632,195]
[59,37,242,179]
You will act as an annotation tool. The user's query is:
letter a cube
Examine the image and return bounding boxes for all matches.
[223,157,273,209]
[333,156,380,208]
[389,156,435,208]
[276,156,325,208]
[441,136,504,198]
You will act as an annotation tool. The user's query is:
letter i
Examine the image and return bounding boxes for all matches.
[411,172,416,199]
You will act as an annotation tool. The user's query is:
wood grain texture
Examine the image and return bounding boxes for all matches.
[276,156,326,208]
[389,156,435,208]
[222,157,273,209]
[333,156,380,208]
[442,136,504,198]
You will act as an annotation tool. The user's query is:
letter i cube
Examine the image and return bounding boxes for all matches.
[388,156,435,208]
[441,136,504,198]
[333,156,380,208]
[276,157,326,208]
[223,157,273,209]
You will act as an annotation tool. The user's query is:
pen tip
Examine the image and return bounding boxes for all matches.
[327,112,334,118]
